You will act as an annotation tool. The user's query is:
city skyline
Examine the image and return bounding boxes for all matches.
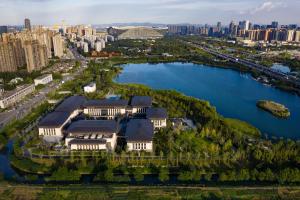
[0,0,299,25]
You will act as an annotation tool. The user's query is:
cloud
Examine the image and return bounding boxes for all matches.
[0,0,298,25]
[250,1,284,14]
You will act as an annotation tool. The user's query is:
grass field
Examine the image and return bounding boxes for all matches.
[0,184,299,200]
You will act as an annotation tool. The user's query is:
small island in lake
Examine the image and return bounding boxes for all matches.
[256,100,290,118]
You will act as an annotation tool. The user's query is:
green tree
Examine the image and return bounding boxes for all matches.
[133,168,144,182]
[158,168,170,182]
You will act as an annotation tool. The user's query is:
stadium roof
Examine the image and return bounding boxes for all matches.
[118,27,163,40]
[126,119,154,142]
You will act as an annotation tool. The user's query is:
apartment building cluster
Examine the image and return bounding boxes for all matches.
[168,21,300,43]
[38,95,168,152]
[0,19,65,73]
[65,25,114,54]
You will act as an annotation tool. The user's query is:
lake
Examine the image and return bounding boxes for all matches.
[115,62,300,139]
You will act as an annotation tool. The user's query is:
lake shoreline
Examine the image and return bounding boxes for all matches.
[112,56,300,96]
[116,62,300,139]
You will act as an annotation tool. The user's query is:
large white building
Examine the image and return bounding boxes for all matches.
[83,99,128,119]
[38,96,86,142]
[34,74,53,86]
[38,95,168,152]
[0,84,35,109]
[126,119,154,152]
[65,120,118,151]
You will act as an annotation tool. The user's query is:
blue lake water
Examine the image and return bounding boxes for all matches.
[115,62,300,139]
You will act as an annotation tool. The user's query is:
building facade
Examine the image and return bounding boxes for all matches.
[38,96,86,141]
[126,119,154,152]
[0,40,26,72]
[83,99,128,119]
[130,96,152,114]
[24,18,31,31]
[65,120,118,151]
[146,108,167,129]
[24,40,49,72]
[0,84,35,109]
[34,74,53,86]
[52,33,64,58]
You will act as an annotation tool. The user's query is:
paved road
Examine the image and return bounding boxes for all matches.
[184,40,300,88]
[0,47,87,130]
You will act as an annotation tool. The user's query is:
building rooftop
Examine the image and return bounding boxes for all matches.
[118,27,163,40]
[55,96,86,113]
[0,84,34,100]
[69,139,107,145]
[38,111,70,128]
[84,82,96,88]
[126,119,154,142]
[146,108,168,119]
[84,99,128,108]
[66,120,118,134]
[130,96,152,107]
[34,74,52,81]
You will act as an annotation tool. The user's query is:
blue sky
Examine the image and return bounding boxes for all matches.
[0,0,299,25]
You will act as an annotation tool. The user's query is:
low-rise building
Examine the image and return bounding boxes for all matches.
[83,99,128,119]
[126,119,154,152]
[38,96,86,141]
[83,82,96,93]
[0,84,35,109]
[146,108,167,129]
[38,112,72,141]
[65,120,118,151]
[34,74,53,86]
[38,95,168,151]
[130,96,152,114]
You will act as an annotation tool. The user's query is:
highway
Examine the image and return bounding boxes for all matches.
[0,47,87,130]
[184,40,300,88]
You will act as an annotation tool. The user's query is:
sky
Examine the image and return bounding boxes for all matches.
[0,0,299,26]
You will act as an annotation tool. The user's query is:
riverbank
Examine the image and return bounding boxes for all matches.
[257,100,290,118]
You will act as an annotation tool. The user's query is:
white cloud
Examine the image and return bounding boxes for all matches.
[250,1,284,14]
